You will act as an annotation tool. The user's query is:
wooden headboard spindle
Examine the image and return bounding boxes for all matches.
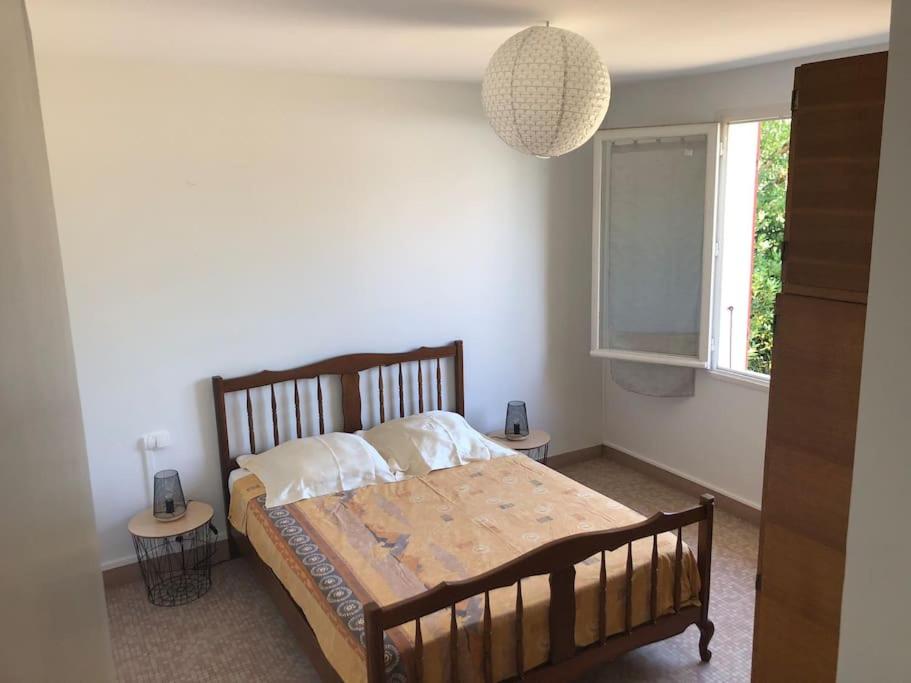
[398,363,405,418]
[270,384,279,448]
[378,370,385,423]
[417,361,424,413]
[317,375,325,435]
[245,389,255,454]
[294,380,302,438]
[436,357,442,410]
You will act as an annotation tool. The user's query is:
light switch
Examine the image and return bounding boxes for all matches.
[141,430,171,450]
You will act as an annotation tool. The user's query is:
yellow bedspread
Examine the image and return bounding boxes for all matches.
[229,455,700,682]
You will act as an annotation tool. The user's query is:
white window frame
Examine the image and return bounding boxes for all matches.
[591,123,721,368]
[708,106,790,388]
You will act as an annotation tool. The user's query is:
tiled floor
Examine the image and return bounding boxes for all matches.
[106,457,758,681]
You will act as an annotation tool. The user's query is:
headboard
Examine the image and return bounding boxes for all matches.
[211,340,464,514]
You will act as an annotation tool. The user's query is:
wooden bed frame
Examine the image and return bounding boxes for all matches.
[212,341,715,682]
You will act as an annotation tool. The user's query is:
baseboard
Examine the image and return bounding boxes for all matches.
[102,553,140,572]
[102,538,230,588]
[545,444,603,470]
[602,444,761,525]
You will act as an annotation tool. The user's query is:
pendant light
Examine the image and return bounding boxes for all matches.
[482,22,611,158]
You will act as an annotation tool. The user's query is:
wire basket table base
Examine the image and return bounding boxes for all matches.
[132,522,217,607]
[524,443,550,464]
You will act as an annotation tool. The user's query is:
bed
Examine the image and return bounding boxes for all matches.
[212,341,715,682]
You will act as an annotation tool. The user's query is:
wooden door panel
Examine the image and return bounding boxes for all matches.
[753,294,866,681]
[785,209,874,295]
[753,592,839,682]
[781,52,887,299]
[758,522,846,624]
[795,52,888,107]
[760,450,852,550]
[763,295,866,467]
[788,159,879,212]
[793,103,884,159]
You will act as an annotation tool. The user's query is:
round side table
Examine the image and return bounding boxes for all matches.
[128,500,217,607]
[488,429,551,464]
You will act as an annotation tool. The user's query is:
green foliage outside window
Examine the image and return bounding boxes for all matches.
[747,119,790,375]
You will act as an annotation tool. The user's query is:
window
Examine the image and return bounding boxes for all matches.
[714,118,791,379]
[591,124,720,368]
[591,117,790,379]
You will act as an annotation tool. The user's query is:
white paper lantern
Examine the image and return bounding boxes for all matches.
[482,25,611,158]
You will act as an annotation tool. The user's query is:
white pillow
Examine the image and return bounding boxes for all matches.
[236,432,396,508]
[359,410,517,476]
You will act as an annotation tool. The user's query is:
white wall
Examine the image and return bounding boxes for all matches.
[33,55,601,567]
[0,2,113,678]
[599,46,884,508]
[838,2,910,679]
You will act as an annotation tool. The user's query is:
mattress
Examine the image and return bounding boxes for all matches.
[229,455,700,682]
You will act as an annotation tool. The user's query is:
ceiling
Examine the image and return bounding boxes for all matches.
[27,0,891,83]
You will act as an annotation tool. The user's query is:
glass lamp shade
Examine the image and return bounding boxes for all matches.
[153,469,187,521]
[505,401,530,441]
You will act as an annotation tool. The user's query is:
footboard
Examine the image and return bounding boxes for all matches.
[364,494,715,682]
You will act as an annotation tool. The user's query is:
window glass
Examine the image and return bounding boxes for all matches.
[716,119,790,375]
[593,124,718,367]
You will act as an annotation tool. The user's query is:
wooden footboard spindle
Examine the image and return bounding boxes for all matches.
[548,564,576,663]
[362,494,716,683]
[483,591,493,682]
[449,604,459,683]
[515,579,524,676]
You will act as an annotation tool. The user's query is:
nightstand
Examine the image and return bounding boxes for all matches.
[128,500,217,606]
[487,429,551,464]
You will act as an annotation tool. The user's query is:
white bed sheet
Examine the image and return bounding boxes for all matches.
[228,466,251,491]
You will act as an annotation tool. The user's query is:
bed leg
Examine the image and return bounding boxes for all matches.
[364,601,386,683]
[227,532,240,560]
[697,494,715,663]
[698,620,715,662]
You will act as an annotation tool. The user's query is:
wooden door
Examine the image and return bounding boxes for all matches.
[753,51,887,682]
[781,52,887,302]
[753,294,866,681]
